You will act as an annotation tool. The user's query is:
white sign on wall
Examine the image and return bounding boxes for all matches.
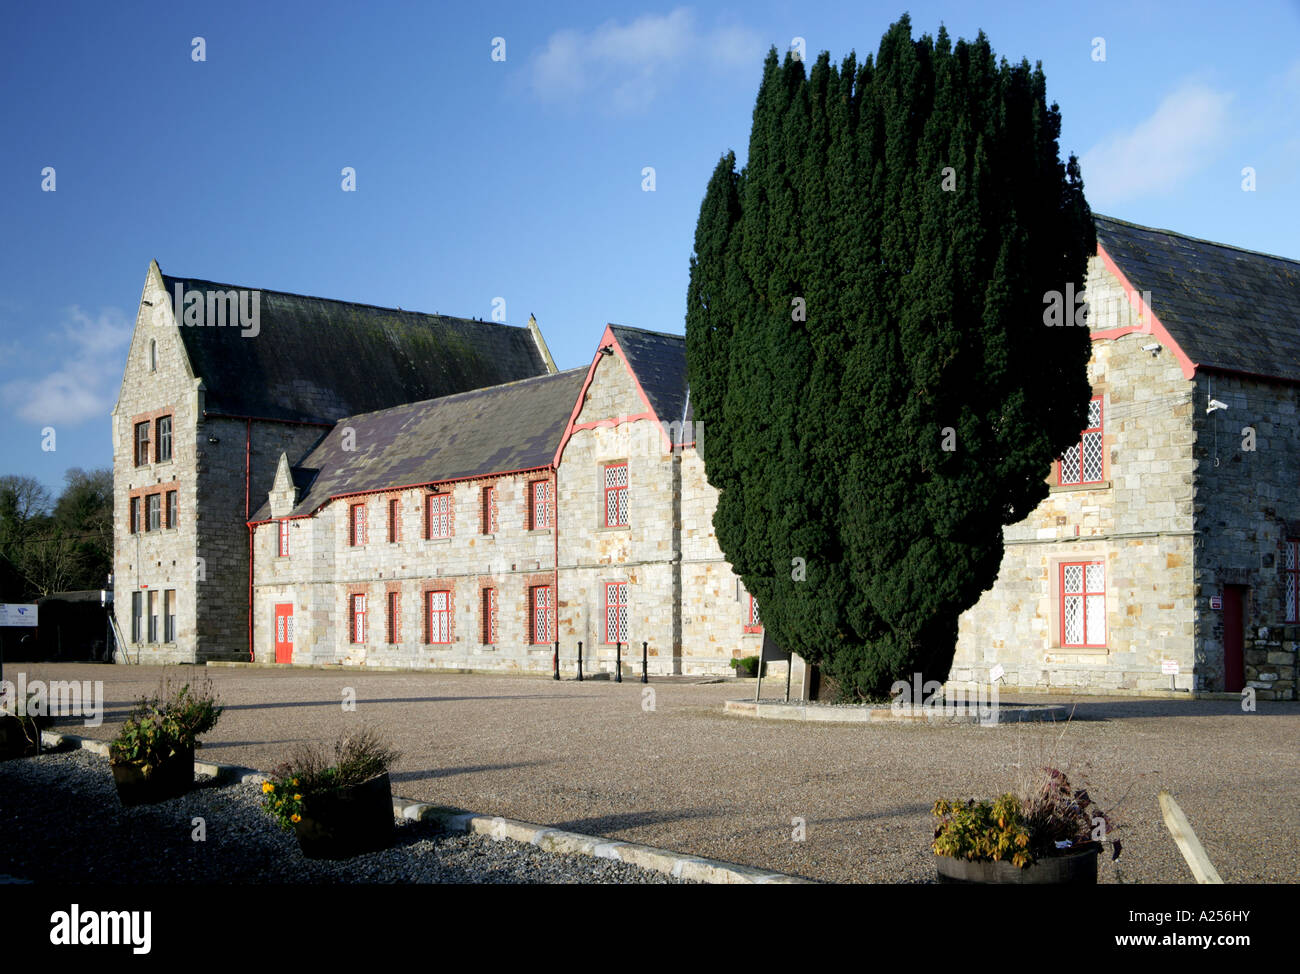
[0,604,38,627]
[1161,659,1180,675]
[989,663,1005,682]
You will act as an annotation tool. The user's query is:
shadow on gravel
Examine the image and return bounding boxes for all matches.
[551,806,720,834]
[389,761,551,783]
[216,694,585,711]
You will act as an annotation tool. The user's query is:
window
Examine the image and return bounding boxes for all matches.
[426,493,451,539]
[426,590,452,644]
[349,503,367,546]
[1061,561,1105,647]
[480,485,497,535]
[388,498,401,542]
[529,479,553,529]
[163,589,176,642]
[481,587,497,645]
[134,422,150,466]
[605,582,628,644]
[604,462,628,526]
[1286,539,1299,623]
[350,593,366,643]
[386,592,401,644]
[146,494,161,532]
[278,518,289,557]
[155,415,172,462]
[1059,397,1104,485]
[129,496,141,534]
[131,591,142,642]
[147,590,158,643]
[745,594,763,634]
[165,490,178,529]
[149,339,157,372]
[530,585,553,644]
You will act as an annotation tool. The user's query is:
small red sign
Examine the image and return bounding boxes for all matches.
[1210,595,1222,610]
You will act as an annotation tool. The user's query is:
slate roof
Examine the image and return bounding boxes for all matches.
[1095,216,1300,383]
[162,274,551,424]
[608,325,693,426]
[252,368,588,520]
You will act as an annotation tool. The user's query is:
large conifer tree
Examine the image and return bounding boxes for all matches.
[685,17,1095,699]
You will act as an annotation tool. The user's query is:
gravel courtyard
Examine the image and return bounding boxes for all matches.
[5,663,1298,883]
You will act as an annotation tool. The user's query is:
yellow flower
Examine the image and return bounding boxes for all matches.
[291,813,301,823]
[291,778,298,786]
[262,782,274,793]
[293,794,302,801]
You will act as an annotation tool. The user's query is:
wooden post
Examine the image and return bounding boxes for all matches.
[1158,791,1224,884]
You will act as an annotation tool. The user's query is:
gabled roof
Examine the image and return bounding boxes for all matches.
[1094,216,1300,384]
[162,274,552,424]
[607,325,692,425]
[252,368,587,520]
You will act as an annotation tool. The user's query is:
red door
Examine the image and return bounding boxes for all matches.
[274,603,294,664]
[1222,587,1245,693]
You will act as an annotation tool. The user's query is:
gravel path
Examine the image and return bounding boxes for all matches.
[0,749,690,884]
[10,663,1300,883]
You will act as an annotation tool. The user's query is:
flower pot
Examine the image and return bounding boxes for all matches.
[110,744,195,806]
[0,713,42,760]
[293,773,395,860]
[935,844,1099,884]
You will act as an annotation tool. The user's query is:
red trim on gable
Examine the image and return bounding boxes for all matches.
[1094,244,1197,381]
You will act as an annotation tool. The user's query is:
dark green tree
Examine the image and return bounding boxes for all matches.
[685,17,1095,699]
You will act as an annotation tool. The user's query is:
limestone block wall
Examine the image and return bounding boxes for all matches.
[950,257,1198,694]
[1191,371,1300,698]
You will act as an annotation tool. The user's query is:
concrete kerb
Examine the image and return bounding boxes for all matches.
[37,731,814,885]
[724,698,1068,725]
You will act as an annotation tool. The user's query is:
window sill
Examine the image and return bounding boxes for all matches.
[526,528,553,536]
[1047,646,1109,657]
[425,537,452,544]
[1050,481,1110,494]
[598,524,631,532]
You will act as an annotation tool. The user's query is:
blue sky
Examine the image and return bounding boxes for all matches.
[2,0,1297,495]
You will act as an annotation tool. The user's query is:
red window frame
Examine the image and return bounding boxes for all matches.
[134,421,150,466]
[1058,396,1104,486]
[426,590,453,644]
[744,594,763,634]
[481,587,497,645]
[388,498,401,543]
[277,518,289,557]
[350,593,366,643]
[530,585,553,645]
[604,582,628,644]
[386,591,401,644]
[480,485,497,535]
[426,493,451,539]
[1285,539,1299,623]
[349,502,367,546]
[1060,561,1106,647]
[529,479,554,529]
[604,462,628,527]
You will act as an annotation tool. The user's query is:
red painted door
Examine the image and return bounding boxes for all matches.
[1222,587,1245,693]
[274,603,294,664]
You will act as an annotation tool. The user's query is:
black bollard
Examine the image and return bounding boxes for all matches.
[553,640,560,680]
[641,641,648,683]
[615,641,622,683]
[577,641,583,682]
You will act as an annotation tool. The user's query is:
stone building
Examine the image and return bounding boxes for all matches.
[113,215,1299,693]
[949,216,1299,698]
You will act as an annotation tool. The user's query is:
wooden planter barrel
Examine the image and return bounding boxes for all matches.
[936,844,1099,884]
[111,744,195,806]
[293,773,395,860]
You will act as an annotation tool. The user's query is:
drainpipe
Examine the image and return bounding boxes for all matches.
[553,465,560,674]
[246,418,253,662]
[247,523,255,662]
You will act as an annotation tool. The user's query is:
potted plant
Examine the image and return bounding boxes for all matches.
[0,693,54,760]
[263,727,399,860]
[730,655,761,678]
[108,678,222,806]
[931,767,1122,884]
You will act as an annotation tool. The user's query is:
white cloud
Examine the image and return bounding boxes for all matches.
[529,8,764,113]
[1,306,132,426]
[1081,81,1234,205]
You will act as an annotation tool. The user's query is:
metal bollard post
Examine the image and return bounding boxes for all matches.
[577,641,583,682]
[553,640,560,680]
[641,641,648,683]
[615,641,622,683]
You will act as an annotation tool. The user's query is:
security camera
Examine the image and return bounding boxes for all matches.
[1142,343,1161,353]
[1207,399,1228,413]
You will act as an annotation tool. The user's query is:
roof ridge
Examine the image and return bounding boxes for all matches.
[1095,214,1300,267]
[327,366,587,427]
[608,323,686,341]
[161,273,529,329]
